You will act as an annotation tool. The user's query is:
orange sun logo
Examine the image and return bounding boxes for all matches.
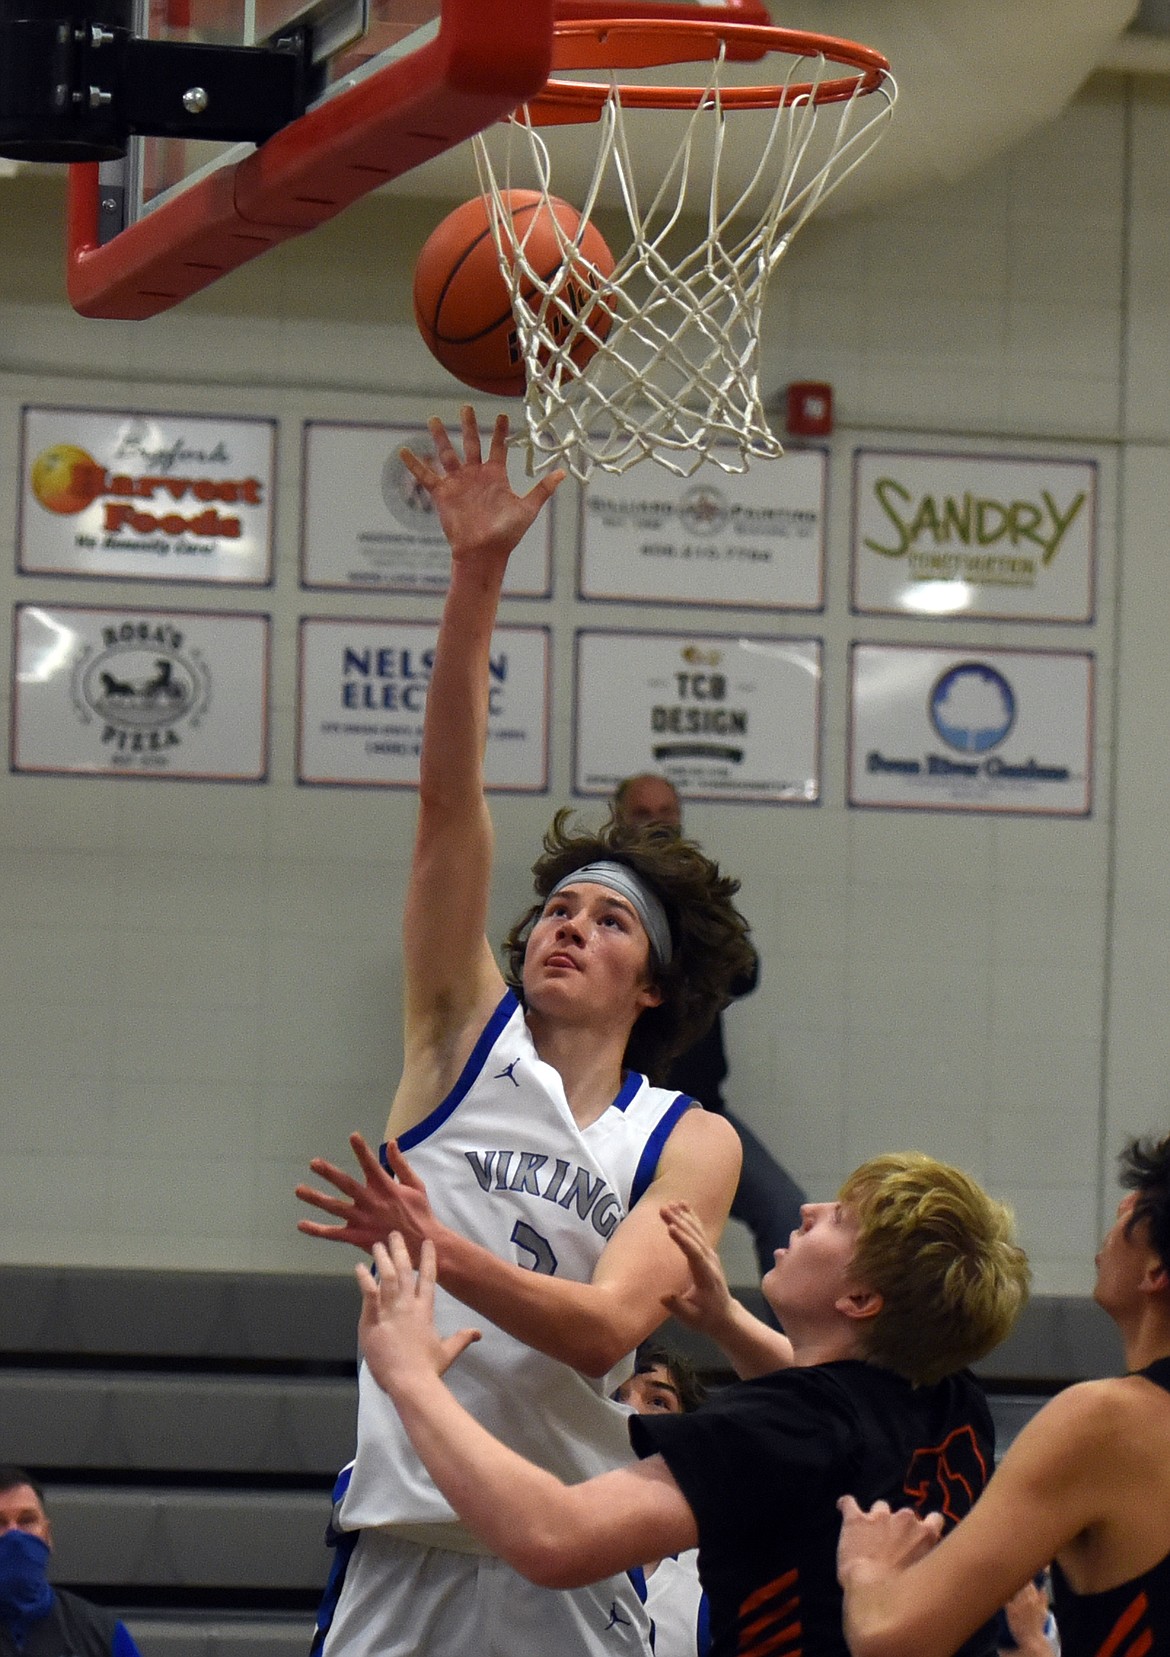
[30,445,105,515]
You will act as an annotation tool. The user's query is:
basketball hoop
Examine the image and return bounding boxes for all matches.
[471,16,895,478]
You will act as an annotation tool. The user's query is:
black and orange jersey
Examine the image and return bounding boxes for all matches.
[630,1359,997,1657]
[1050,1356,1170,1657]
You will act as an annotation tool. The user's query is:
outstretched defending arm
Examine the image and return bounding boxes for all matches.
[661,1200,794,1377]
[388,408,563,1138]
[356,1234,699,1582]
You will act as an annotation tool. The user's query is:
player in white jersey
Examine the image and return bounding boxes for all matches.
[297,408,754,1657]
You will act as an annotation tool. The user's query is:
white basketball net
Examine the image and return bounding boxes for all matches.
[472,40,895,479]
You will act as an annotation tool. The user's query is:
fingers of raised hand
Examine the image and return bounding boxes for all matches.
[294,1185,350,1218]
[429,416,463,472]
[460,405,484,465]
[399,446,440,489]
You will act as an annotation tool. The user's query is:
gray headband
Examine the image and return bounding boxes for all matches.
[547,861,673,968]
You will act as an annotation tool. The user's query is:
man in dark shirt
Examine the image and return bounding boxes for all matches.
[0,1469,142,1657]
[348,1150,1029,1657]
[613,773,805,1272]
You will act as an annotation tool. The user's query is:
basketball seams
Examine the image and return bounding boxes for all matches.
[413,189,614,395]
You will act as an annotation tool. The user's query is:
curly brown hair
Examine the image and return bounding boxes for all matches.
[502,808,754,1082]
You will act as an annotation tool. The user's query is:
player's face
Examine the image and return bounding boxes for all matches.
[1093,1190,1157,1314]
[619,777,682,830]
[523,883,663,1025]
[0,1484,51,1546]
[762,1200,864,1322]
[614,1363,684,1415]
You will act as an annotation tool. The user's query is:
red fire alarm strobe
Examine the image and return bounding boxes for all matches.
[785,382,834,437]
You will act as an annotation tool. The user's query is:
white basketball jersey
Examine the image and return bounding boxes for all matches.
[339,990,696,1542]
[644,1552,706,1657]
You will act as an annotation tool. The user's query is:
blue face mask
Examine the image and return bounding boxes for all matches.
[0,1530,54,1642]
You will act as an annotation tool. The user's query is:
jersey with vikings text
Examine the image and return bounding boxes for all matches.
[338,989,696,1544]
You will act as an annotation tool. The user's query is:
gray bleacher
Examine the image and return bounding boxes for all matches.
[0,1263,1125,1655]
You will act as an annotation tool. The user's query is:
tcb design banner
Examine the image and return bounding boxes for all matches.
[852,448,1096,622]
[848,643,1093,815]
[12,603,270,779]
[573,629,821,805]
[301,421,552,596]
[18,406,275,585]
[297,617,550,790]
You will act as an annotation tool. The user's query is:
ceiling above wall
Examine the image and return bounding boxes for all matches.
[390,0,1143,217]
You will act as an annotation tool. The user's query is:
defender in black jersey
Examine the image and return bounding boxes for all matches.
[838,1133,1170,1657]
[345,1151,1028,1657]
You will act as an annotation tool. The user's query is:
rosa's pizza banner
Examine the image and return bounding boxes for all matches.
[301,421,552,596]
[579,448,826,610]
[18,406,275,585]
[573,629,821,804]
[297,617,550,790]
[851,448,1097,622]
[12,603,270,779]
[848,643,1093,815]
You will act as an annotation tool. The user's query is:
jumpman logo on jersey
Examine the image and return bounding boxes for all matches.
[494,1058,522,1086]
[604,1603,632,1632]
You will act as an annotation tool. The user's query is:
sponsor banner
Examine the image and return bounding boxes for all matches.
[573,629,821,804]
[848,643,1093,815]
[301,421,552,596]
[18,407,274,584]
[579,448,826,609]
[12,603,270,779]
[852,449,1096,621]
[297,617,550,790]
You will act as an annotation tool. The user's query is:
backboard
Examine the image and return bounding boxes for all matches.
[66,0,557,317]
[64,0,771,319]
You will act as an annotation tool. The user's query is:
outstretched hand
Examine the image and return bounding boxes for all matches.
[296,1132,438,1260]
[357,1234,480,1399]
[660,1200,737,1336]
[836,1496,944,1588]
[400,407,564,567]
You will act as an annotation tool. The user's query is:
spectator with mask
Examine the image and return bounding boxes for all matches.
[0,1468,142,1657]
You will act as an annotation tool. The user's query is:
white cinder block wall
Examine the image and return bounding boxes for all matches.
[1,72,1166,1293]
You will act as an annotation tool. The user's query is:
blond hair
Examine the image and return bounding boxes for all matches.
[840,1152,1030,1386]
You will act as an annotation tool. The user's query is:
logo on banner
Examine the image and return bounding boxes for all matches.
[863,476,1087,587]
[929,663,1015,754]
[28,440,262,542]
[381,447,439,529]
[650,644,748,764]
[70,619,211,763]
[679,484,729,536]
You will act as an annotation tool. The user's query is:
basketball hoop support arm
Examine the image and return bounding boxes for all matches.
[65,0,555,319]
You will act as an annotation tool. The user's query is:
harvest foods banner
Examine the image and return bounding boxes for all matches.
[18,407,274,585]
[573,629,821,804]
[848,643,1093,815]
[851,449,1096,622]
[297,617,550,790]
[12,604,270,779]
[301,422,552,596]
[579,449,826,610]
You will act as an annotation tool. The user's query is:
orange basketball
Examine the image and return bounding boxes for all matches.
[413,191,615,397]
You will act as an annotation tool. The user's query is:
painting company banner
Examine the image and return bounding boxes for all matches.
[579,449,825,610]
[852,449,1096,621]
[12,604,269,779]
[298,617,550,790]
[574,630,821,804]
[301,422,552,596]
[18,407,275,584]
[849,643,1093,815]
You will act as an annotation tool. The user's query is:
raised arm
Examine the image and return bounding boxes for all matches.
[837,1380,1124,1657]
[661,1200,794,1377]
[390,409,563,1133]
[358,1234,698,1585]
[299,1110,741,1376]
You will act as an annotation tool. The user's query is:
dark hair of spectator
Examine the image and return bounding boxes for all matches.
[1119,1134,1170,1275]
